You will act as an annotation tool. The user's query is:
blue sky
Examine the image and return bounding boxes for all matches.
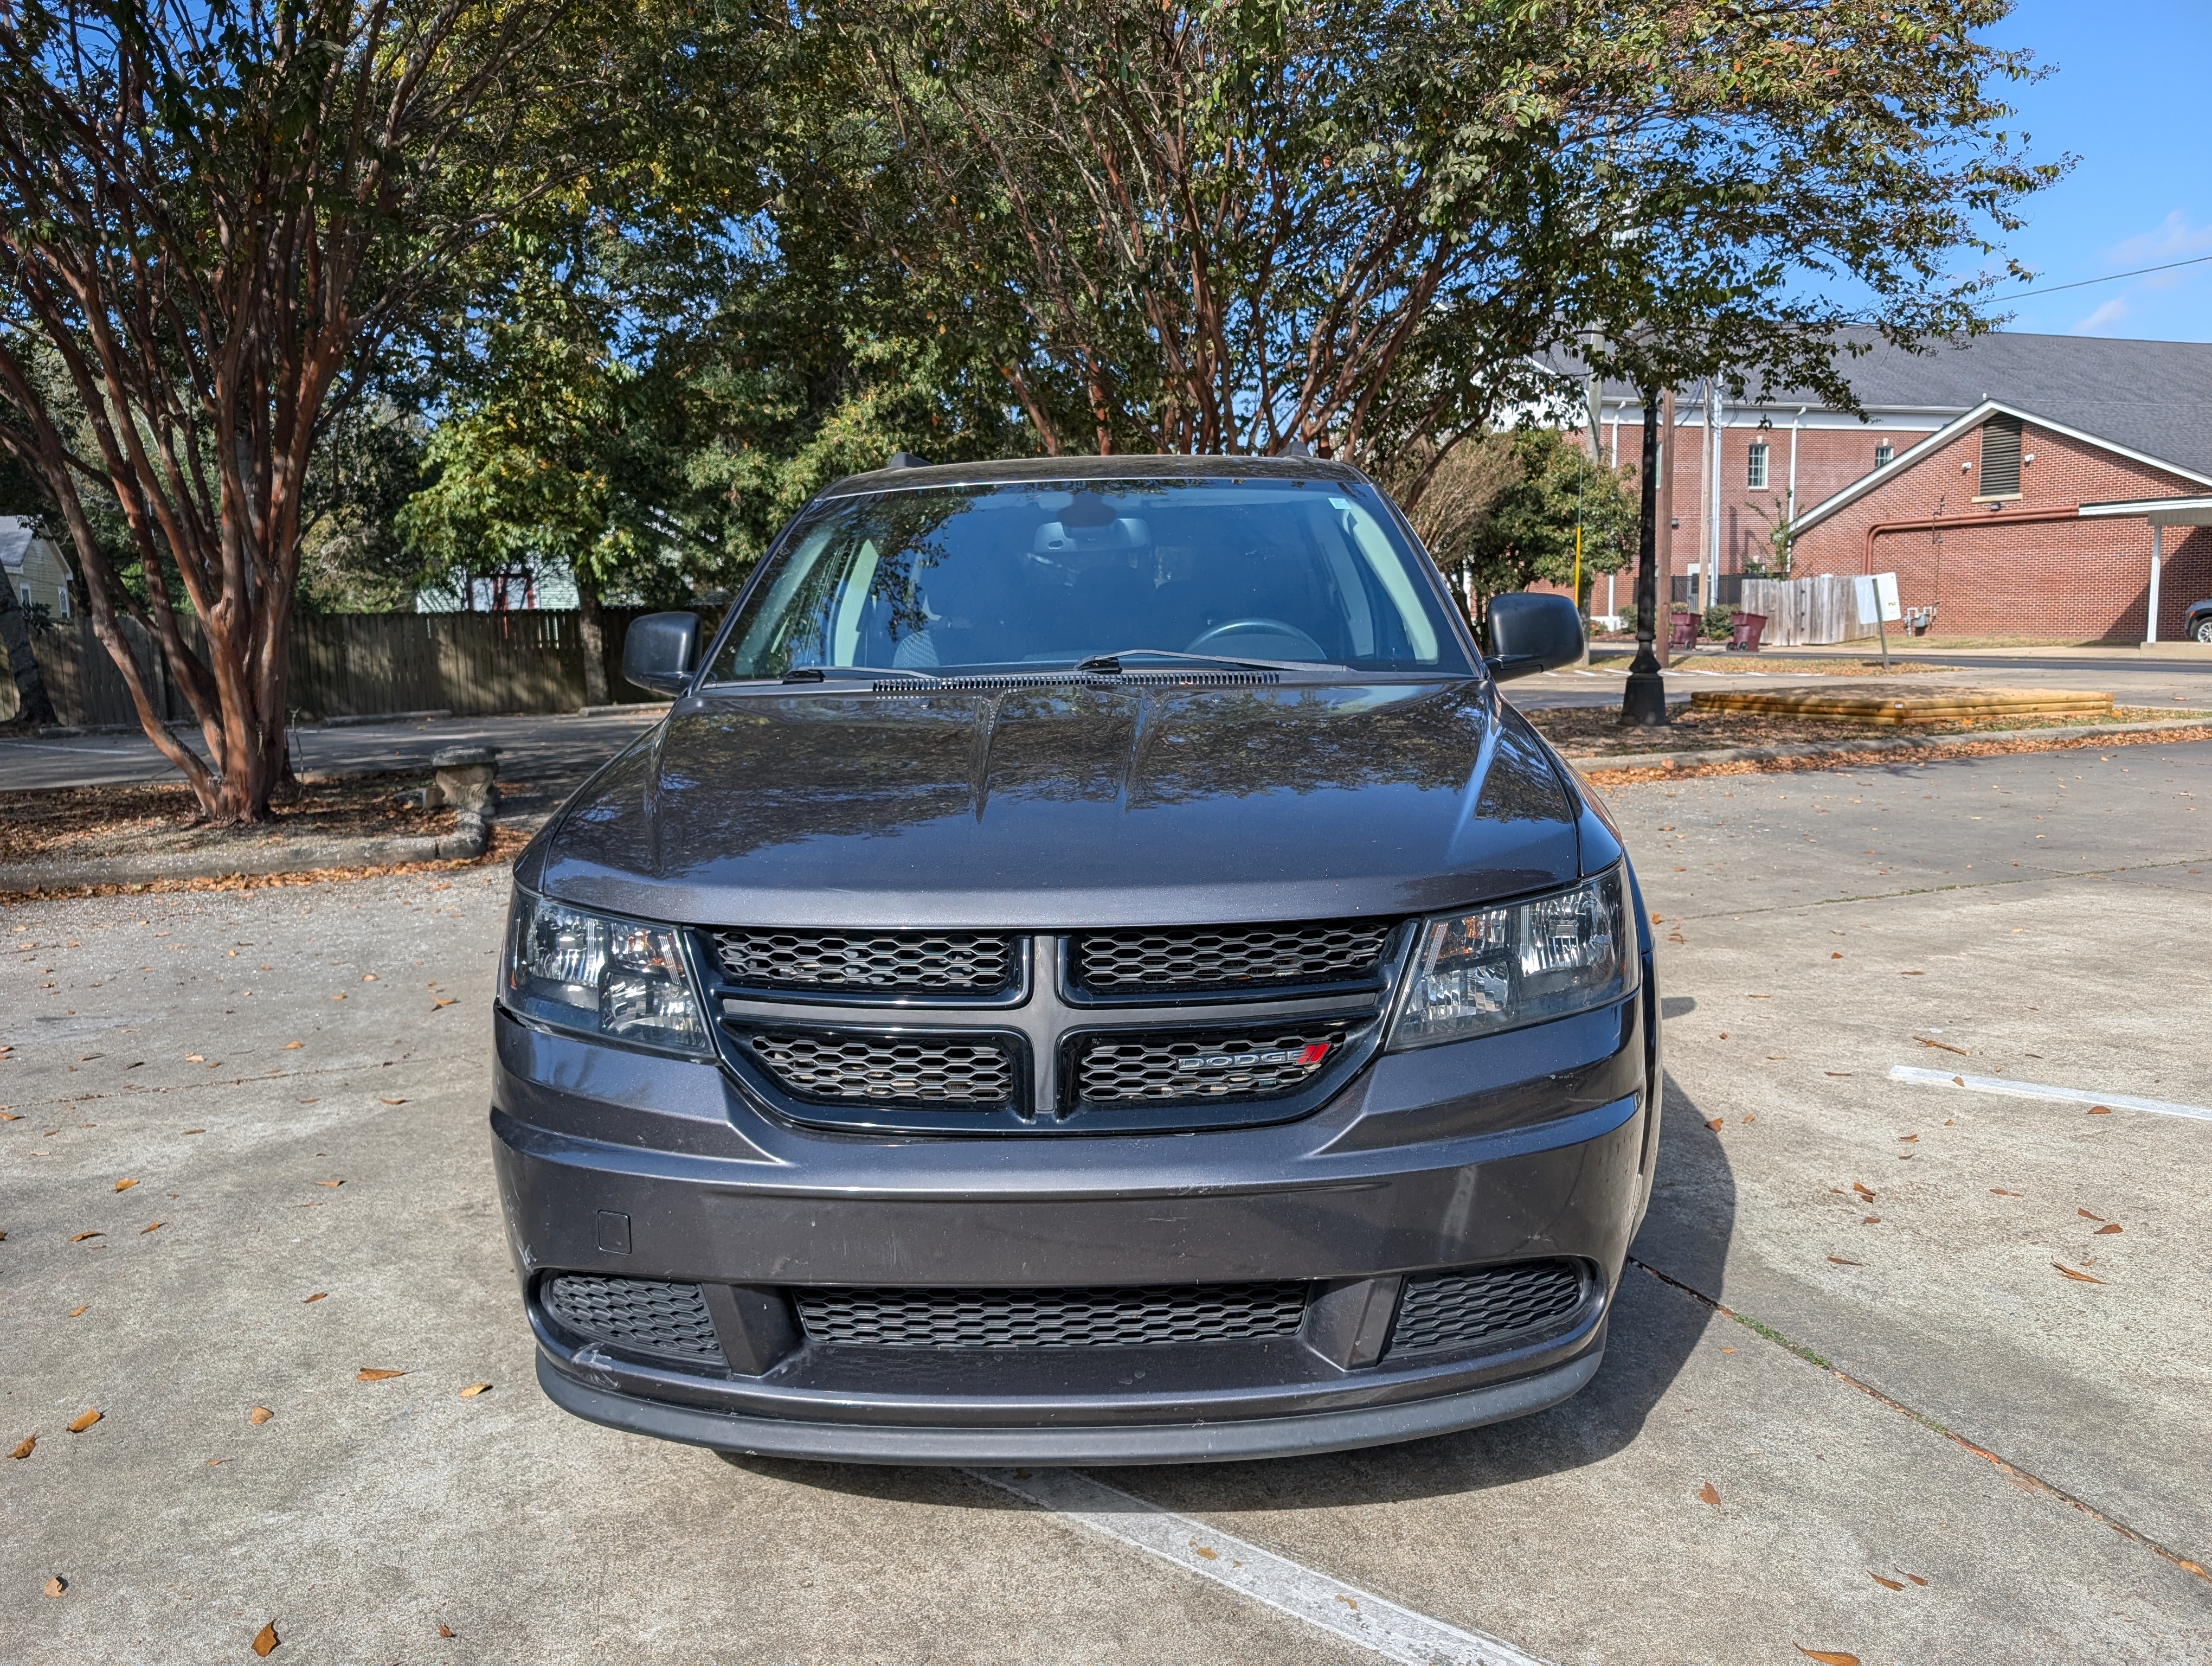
[1980,1,2212,340]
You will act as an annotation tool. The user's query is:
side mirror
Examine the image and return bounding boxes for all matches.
[1484,592,1584,682]
[621,611,700,696]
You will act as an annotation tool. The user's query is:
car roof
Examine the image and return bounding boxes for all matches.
[818,453,1371,498]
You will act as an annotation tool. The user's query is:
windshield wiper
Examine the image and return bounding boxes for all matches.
[1074,647,1344,675]
[780,665,940,683]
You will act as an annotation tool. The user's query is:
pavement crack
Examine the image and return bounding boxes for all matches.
[1625,1254,2211,1585]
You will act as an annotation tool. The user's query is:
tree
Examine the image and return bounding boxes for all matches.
[0,0,618,821]
[827,0,1582,482]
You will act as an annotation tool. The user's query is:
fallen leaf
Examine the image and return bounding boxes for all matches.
[1900,970,1925,976]
[10,1435,32,1459]
[69,1231,104,1242]
[459,1382,492,1399]
[2053,1264,2104,1284]
[438,1623,455,1639]
[2088,1105,2112,1115]
[1741,1113,1755,1124]
[2096,1223,2123,1235]
[1952,1075,1965,1086]
[1191,1543,1218,1560]
[183,1127,205,1135]
[1795,1650,1859,1666]
[315,1179,343,1188]
[66,1407,100,1433]
[361,973,377,982]
[0,1112,19,1120]
[43,1576,65,1598]
[304,1292,327,1304]
[1991,1188,2022,1197]
[67,1305,87,1317]
[1903,1572,1928,1587]
[329,994,345,1002]
[1830,951,1843,959]
[284,1041,303,1049]
[355,1368,406,1381]
[113,1177,137,1192]
[1705,1118,1724,1131]
[1718,1031,1728,1040]
[1869,1572,1904,1591]
[1916,1037,1967,1055]
[249,1406,274,1425]
[252,1620,279,1657]
[1697,1481,1722,1507]
[1853,1183,1876,1200]
[185,1054,204,1063]
[141,1221,162,1234]
[2078,1208,2104,1221]
[1862,1215,1880,1225]
[1827,1255,1862,1266]
[1651,912,1662,924]
[1898,1134,1918,1143]
[378,1097,405,1106]
[1825,1071,1851,1077]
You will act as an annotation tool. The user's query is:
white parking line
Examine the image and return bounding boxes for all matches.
[1888,1065,2212,1123]
[967,1466,1549,1666]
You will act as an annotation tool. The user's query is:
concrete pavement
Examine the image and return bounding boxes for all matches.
[3,744,2209,1661]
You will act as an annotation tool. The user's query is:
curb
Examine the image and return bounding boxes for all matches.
[1561,716,2212,776]
[0,812,549,894]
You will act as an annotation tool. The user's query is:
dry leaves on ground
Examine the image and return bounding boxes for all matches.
[252,1620,280,1657]
[304,1292,326,1304]
[1869,1572,1904,1591]
[1827,1255,1863,1267]
[2088,1105,2112,1116]
[438,1623,455,1639]
[2054,1264,2104,1284]
[43,1576,66,1598]
[249,1406,273,1425]
[356,1368,406,1382]
[1852,1183,1876,1201]
[113,1177,137,1191]
[66,1304,87,1317]
[10,1435,32,1459]
[1705,1118,1724,1131]
[459,1382,492,1399]
[66,1407,100,1433]
[1795,1650,1860,1666]
[378,1097,404,1106]
[1697,1481,1722,1507]
[68,1229,102,1243]
[142,1220,162,1234]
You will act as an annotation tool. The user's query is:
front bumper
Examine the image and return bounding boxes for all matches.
[492,985,1656,1464]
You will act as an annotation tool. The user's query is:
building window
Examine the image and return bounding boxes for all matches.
[1746,443,1769,490]
[1874,443,1893,468]
[56,585,69,617]
[1977,414,2023,497]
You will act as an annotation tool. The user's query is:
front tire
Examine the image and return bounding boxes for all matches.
[2195,617,2212,644]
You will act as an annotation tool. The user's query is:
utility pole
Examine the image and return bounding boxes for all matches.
[1656,388,1675,669]
[1622,388,1669,727]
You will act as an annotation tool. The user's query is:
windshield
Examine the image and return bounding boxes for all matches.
[705,478,1471,681]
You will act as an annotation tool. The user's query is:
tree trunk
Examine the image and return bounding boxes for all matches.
[0,577,57,727]
[576,576,609,708]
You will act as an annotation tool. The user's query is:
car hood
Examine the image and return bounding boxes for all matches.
[535,680,1585,928]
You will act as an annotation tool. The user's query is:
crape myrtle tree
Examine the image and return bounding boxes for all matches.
[0,0,640,821]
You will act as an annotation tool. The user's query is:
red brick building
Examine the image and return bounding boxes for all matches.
[1573,331,2212,642]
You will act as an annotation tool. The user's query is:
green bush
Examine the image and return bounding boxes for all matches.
[1702,605,1733,640]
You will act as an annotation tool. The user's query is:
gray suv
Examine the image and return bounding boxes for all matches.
[492,454,1657,1463]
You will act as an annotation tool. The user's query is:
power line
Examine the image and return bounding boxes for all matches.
[2009,252,2212,298]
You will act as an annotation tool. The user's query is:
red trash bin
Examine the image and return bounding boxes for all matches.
[1730,612,1767,652]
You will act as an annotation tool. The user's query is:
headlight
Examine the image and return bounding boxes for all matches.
[1386,867,1636,1049]
[502,889,709,1053]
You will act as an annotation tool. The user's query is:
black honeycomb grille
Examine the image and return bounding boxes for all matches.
[541,1274,724,1362]
[1384,1260,1587,1359]
[1072,919,1393,994]
[712,929,1015,995]
[1076,1026,1345,1103]
[795,1283,1310,1348]
[745,1030,1015,1104]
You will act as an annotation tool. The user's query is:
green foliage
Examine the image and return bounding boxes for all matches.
[1418,430,1638,611]
[1702,605,1733,641]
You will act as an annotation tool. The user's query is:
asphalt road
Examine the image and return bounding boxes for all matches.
[0,708,666,794]
[3,742,2209,1661]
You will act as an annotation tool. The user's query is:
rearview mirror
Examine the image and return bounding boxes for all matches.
[622,611,700,696]
[1484,593,1584,682]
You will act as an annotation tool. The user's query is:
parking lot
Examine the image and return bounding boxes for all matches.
[5,738,2210,1663]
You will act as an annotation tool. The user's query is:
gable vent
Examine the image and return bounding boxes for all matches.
[1978,415,2023,497]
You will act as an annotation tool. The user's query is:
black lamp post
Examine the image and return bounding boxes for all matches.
[1621,386,1668,726]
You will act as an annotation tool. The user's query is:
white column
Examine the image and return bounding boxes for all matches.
[2146,522,2164,645]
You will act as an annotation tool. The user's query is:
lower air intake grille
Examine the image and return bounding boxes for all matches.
[795,1282,1310,1348]
[1073,919,1393,994]
[712,929,1013,995]
[1384,1260,1587,1359]
[746,1031,1014,1104]
[1076,1026,1344,1103]
[542,1274,724,1363]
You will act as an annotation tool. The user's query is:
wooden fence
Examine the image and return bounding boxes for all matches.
[2,607,674,728]
[1739,576,1876,648]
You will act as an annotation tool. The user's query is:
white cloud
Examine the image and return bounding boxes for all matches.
[2072,297,2131,335]
[2104,211,2212,291]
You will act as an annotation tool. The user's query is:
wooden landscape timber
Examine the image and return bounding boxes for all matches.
[1689,685,2114,726]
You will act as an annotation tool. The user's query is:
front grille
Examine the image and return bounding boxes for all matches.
[1384,1260,1587,1359]
[541,1274,724,1363]
[795,1282,1310,1348]
[712,929,1015,995]
[1072,919,1393,994]
[745,1030,1015,1104]
[1076,1024,1345,1103]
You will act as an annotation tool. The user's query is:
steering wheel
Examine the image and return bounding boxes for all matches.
[1185,617,1329,661]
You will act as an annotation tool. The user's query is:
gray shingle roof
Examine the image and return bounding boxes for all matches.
[1555,329,2212,481]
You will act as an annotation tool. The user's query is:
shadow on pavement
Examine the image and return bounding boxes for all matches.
[725,1075,1736,1513]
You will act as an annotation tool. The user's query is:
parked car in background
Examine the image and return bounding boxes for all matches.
[2187,598,2212,644]
[490,454,1658,1464]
